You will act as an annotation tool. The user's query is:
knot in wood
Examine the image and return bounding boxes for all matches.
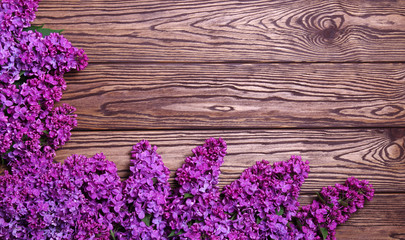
[317,15,344,41]
[373,105,404,117]
[384,142,404,162]
[209,105,234,112]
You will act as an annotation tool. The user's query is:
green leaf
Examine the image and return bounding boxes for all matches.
[187,219,202,228]
[338,199,348,207]
[226,211,238,220]
[14,71,29,88]
[320,227,328,240]
[22,134,28,141]
[256,217,263,224]
[110,230,116,240]
[152,177,158,184]
[36,28,64,37]
[23,24,63,36]
[295,218,303,230]
[276,206,284,216]
[39,136,48,147]
[168,230,184,238]
[183,193,194,199]
[316,192,326,204]
[13,78,25,87]
[23,24,44,31]
[142,213,152,227]
[168,231,176,238]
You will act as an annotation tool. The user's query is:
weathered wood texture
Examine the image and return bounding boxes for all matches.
[61,63,405,130]
[55,129,405,193]
[26,0,405,238]
[34,0,405,63]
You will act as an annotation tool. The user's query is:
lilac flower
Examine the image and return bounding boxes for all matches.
[165,137,229,239]
[221,156,310,240]
[115,140,171,240]
[0,138,375,239]
[0,153,122,239]
[0,0,87,166]
[0,1,375,239]
[0,0,40,34]
[288,177,374,240]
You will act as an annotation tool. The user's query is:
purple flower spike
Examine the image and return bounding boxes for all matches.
[0,1,375,238]
[288,177,374,240]
[221,156,310,240]
[0,153,122,239]
[0,0,87,166]
[175,137,227,195]
[165,137,229,239]
[0,0,40,35]
[116,140,171,240]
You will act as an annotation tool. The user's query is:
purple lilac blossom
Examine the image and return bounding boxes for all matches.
[165,137,230,239]
[0,0,88,165]
[0,153,123,239]
[0,1,375,238]
[0,0,39,34]
[221,156,310,240]
[288,177,374,240]
[0,0,40,83]
[0,138,375,239]
[116,140,171,240]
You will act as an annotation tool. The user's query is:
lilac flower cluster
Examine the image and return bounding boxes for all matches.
[116,140,171,239]
[221,156,310,239]
[0,136,374,239]
[0,0,87,166]
[162,141,373,240]
[165,137,229,239]
[0,153,121,239]
[0,1,375,239]
[288,177,374,240]
[0,0,39,34]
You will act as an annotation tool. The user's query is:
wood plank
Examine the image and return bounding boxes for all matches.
[298,194,405,240]
[60,63,405,130]
[34,0,405,63]
[337,226,405,240]
[54,128,405,193]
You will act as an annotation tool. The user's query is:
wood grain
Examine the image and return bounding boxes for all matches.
[299,194,405,239]
[34,0,405,63]
[14,1,405,238]
[60,63,405,130]
[54,128,405,193]
[337,226,405,240]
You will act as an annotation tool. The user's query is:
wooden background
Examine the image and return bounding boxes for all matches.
[33,0,405,239]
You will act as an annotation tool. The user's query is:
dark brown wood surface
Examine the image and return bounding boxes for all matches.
[32,0,405,239]
[34,0,405,63]
[62,63,405,130]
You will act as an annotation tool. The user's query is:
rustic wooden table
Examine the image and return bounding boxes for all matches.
[34,0,405,239]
